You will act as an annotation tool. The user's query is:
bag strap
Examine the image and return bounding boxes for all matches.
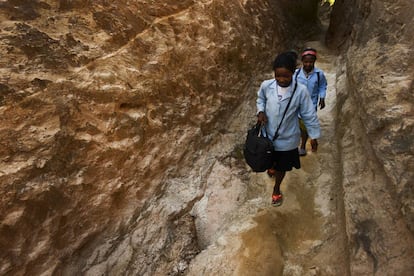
[317,71,320,87]
[272,69,300,141]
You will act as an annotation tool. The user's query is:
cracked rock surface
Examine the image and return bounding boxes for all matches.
[0,0,413,275]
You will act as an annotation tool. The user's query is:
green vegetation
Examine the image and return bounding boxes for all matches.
[322,0,335,6]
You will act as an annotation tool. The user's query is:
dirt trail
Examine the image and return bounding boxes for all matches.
[237,41,349,276]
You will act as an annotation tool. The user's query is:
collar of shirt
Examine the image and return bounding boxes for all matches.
[304,69,314,78]
[277,85,289,101]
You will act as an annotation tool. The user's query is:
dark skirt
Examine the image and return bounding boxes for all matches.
[272,148,301,171]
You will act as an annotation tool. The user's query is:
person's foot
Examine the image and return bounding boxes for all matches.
[271,193,283,207]
[299,148,307,156]
[267,168,276,177]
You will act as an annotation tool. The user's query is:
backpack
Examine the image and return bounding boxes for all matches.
[316,71,320,87]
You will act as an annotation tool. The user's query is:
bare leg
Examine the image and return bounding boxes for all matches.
[300,128,308,150]
[273,171,286,195]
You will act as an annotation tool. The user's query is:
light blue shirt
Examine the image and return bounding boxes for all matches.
[256,78,320,151]
[295,68,327,108]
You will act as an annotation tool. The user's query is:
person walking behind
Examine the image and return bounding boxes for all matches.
[296,47,328,156]
[256,51,321,206]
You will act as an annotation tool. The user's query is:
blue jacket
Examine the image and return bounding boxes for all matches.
[295,68,327,108]
[256,78,320,151]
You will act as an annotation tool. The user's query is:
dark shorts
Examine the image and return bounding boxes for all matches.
[272,148,301,172]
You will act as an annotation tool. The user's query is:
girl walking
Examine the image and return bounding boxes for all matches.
[256,51,321,206]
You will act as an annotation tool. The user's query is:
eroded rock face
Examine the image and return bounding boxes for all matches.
[2,0,412,275]
[327,0,414,274]
[0,0,316,274]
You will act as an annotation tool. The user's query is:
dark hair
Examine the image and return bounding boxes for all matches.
[287,50,298,62]
[272,51,297,73]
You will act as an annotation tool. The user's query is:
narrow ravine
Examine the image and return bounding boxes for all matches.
[2,1,413,275]
[236,41,347,275]
[187,37,349,275]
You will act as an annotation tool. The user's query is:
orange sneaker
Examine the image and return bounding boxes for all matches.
[271,193,283,207]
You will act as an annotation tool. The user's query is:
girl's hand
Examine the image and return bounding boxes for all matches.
[319,98,326,110]
[257,111,267,125]
[311,139,318,152]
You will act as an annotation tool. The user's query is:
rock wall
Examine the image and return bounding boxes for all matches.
[327,0,414,274]
[3,0,412,275]
[0,0,319,275]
